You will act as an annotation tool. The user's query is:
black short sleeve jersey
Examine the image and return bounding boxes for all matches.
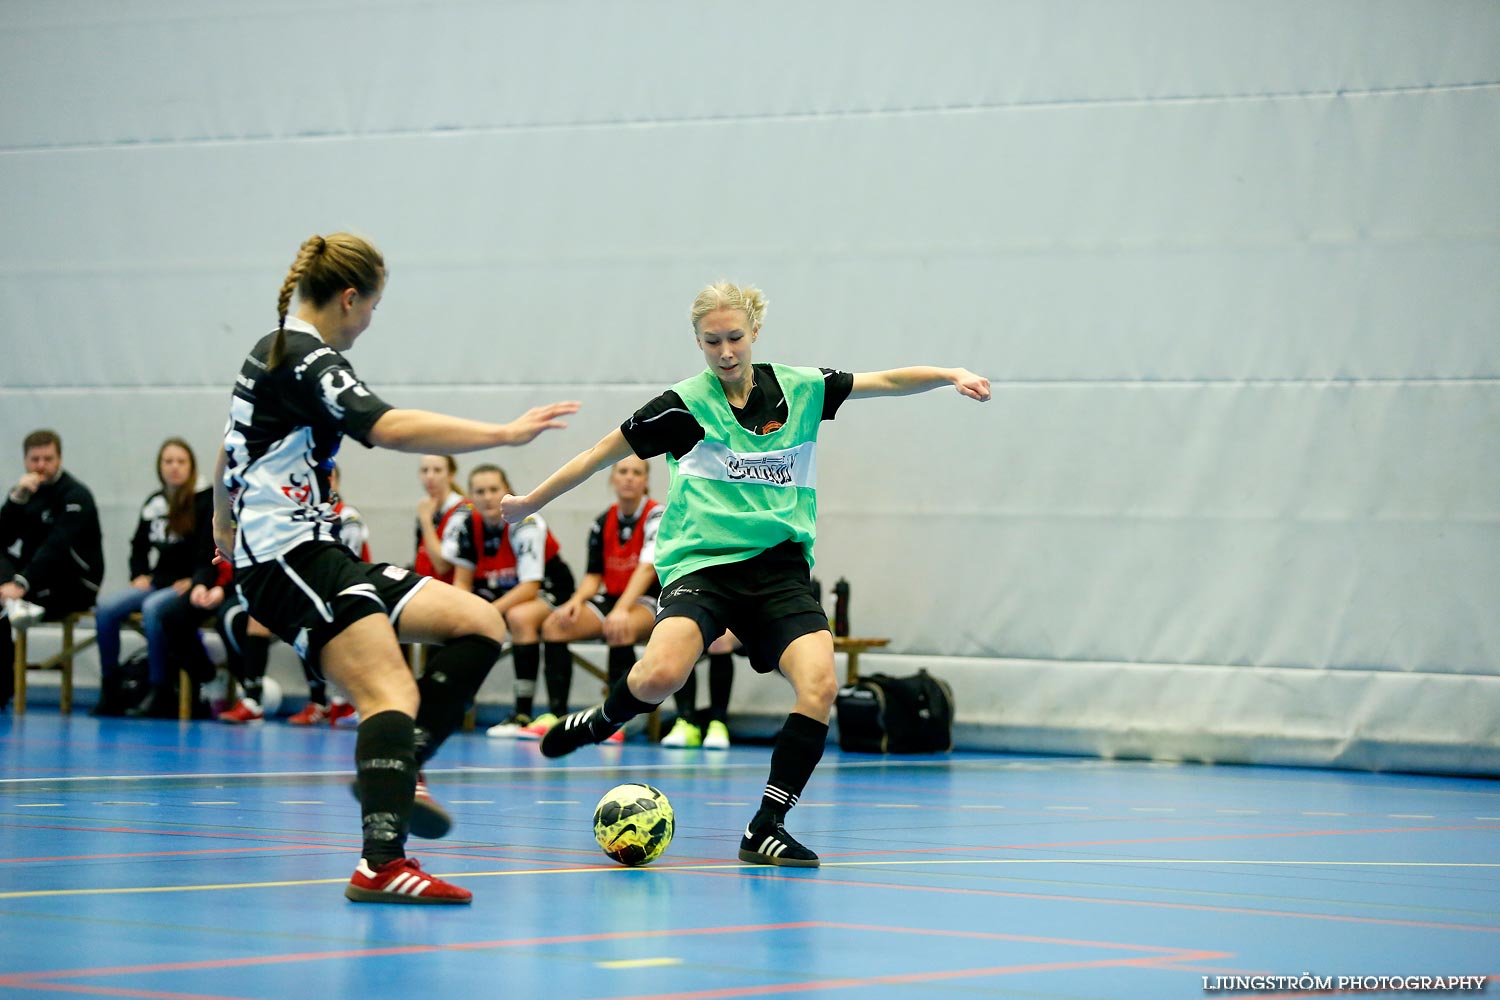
[620,365,853,460]
[223,319,394,565]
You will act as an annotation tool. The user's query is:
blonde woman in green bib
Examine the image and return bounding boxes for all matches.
[501,281,989,866]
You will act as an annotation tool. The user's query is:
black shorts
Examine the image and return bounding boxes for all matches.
[234,542,428,677]
[586,591,660,620]
[656,541,828,674]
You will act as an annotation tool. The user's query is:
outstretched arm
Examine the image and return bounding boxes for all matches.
[369,401,580,453]
[500,429,636,523]
[849,367,990,402]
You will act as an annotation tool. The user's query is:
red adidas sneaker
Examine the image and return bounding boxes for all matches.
[345,857,472,905]
[327,701,358,727]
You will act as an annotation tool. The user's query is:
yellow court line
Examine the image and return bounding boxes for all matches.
[4,858,1498,900]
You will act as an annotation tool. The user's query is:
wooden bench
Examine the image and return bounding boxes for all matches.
[10,610,97,715]
[835,636,890,683]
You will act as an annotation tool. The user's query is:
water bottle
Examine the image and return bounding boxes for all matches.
[833,578,851,637]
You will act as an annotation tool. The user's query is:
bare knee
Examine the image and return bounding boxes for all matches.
[630,653,693,703]
[797,669,839,713]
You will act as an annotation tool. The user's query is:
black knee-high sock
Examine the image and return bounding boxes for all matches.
[606,644,635,689]
[543,642,573,717]
[511,642,539,718]
[356,710,417,866]
[240,634,268,703]
[708,653,734,724]
[412,635,503,765]
[602,672,660,726]
[302,658,328,707]
[673,663,698,720]
[757,712,829,823]
[221,606,267,702]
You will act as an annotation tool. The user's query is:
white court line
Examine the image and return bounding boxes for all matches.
[821,859,1500,869]
[1388,814,1436,819]
[14,803,65,808]
[0,757,1053,786]
[8,856,1500,900]
[95,801,157,806]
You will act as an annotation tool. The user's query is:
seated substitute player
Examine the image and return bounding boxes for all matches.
[442,464,576,737]
[412,454,468,583]
[520,455,663,741]
[217,231,578,904]
[503,280,989,868]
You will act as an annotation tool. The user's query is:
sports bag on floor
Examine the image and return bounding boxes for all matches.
[835,670,954,754]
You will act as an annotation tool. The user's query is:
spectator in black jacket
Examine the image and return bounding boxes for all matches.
[2,429,105,710]
[91,438,213,716]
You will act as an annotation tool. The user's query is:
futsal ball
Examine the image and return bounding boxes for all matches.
[593,783,674,867]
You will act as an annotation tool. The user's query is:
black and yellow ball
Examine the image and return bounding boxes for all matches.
[592,783,674,866]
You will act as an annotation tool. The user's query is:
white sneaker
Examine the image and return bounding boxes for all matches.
[659,718,702,748]
[3,598,46,629]
[702,720,731,749]
[486,713,531,739]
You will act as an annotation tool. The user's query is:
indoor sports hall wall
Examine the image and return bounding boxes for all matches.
[2,1,1496,773]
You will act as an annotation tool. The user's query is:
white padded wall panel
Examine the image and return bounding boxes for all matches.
[5,89,1496,387]
[5,1,1498,149]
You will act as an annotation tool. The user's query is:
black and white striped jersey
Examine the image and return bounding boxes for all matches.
[221,318,392,567]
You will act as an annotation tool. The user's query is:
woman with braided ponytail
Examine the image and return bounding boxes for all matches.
[503,280,989,868]
[215,232,579,904]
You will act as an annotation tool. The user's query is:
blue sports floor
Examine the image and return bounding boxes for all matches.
[1,713,1496,999]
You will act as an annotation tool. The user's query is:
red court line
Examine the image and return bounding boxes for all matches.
[0,923,825,984]
[595,951,1231,1000]
[0,984,246,1000]
[822,821,1500,859]
[762,869,1500,935]
[0,921,1221,987]
[2,845,349,864]
[671,867,1500,934]
[4,821,359,849]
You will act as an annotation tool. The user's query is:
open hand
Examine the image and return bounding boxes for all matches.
[504,401,581,445]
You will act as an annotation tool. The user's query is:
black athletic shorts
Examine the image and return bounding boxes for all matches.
[234,541,428,677]
[473,556,576,607]
[656,540,829,674]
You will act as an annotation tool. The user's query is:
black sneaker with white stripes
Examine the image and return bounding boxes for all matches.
[738,816,820,868]
[539,705,621,759]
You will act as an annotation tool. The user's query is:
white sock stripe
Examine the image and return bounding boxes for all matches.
[763,786,796,806]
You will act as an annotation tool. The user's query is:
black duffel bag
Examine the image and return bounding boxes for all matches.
[835,670,954,754]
